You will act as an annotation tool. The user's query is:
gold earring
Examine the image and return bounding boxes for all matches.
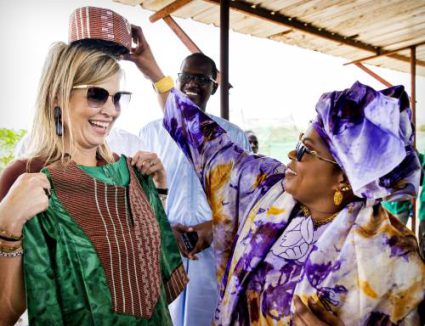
[334,190,343,206]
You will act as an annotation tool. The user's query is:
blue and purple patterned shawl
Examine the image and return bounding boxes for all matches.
[163,87,425,326]
[312,82,420,203]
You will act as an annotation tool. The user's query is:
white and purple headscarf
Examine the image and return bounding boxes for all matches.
[312,81,421,203]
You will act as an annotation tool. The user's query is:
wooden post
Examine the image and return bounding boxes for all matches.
[220,0,229,120]
[162,16,202,53]
[411,46,417,233]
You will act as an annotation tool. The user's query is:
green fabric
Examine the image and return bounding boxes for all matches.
[418,153,425,221]
[78,155,130,186]
[22,155,182,325]
[381,200,411,215]
[382,153,425,222]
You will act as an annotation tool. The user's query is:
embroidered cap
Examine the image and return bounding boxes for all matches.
[69,6,132,55]
[312,81,421,202]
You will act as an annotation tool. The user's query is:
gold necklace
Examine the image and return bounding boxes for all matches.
[300,205,339,227]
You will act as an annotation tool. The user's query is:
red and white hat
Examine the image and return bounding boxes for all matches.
[69,6,132,54]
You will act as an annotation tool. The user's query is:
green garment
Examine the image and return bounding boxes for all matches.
[23,156,182,325]
[382,153,425,222]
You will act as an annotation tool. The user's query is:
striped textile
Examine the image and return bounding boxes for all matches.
[69,6,131,52]
[48,159,161,319]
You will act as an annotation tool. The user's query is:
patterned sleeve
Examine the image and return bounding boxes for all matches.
[163,89,285,278]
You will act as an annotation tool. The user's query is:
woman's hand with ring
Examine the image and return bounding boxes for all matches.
[131,151,167,189]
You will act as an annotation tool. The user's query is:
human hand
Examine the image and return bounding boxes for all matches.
[131,151,166,189]
[419,220,425,259]
[172,223,193,258]
[172,221,213,260]
[293,295,344,326]
[0,173,50,235]
[122,25,164,83]
[187,221,213,260]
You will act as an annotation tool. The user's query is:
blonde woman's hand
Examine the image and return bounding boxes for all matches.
[122,25,164,83]
[0,173,50,234]
[131,151,167,189]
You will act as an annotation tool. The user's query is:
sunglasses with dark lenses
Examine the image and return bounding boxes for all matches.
[177,73,216,86]
[72,85,132,111]
[295,137,338,165]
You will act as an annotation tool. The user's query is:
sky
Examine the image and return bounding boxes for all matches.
[0,0,424,137]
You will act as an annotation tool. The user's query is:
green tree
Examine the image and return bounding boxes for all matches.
[0,128,27,172]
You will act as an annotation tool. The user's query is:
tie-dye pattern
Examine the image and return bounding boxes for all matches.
[164,89,425,326]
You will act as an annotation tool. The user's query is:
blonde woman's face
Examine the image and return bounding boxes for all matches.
[65,72,123,151]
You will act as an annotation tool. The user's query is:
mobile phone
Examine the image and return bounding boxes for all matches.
[181,232,199,252]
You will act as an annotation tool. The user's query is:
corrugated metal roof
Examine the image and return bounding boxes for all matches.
[138,0,425,76]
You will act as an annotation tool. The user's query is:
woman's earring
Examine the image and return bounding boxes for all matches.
[334,184,351,206]
[54,106,63,136]
[333,190,343,206]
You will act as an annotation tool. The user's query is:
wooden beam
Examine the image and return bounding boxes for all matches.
[203,0,423,67]
[354,63,393,88]
[388,53,425,68]
[203,0,380,54]
[162,15,202,53]
[149,0,193,23]
[161,15,229,87]
[345,40,425,66]
[220,0,229,120]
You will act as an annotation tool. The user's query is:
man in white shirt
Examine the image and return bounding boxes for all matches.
[140,53,251,326]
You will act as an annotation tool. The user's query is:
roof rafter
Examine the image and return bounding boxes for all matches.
[203,0,425,67]
[204,0,381,53]
[148,0,193,23]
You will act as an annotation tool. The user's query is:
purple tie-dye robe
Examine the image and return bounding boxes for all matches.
[163,89,425,326]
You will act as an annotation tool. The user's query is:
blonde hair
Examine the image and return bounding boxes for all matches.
[26,42,121,165]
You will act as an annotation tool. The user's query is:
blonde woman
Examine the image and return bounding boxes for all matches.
[0,20,187,326]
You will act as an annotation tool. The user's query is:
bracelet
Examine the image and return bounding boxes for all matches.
[153,76,174,94]
[0,243,22,253]
[157,188,168,195]
[0,249,24,258]
[0,227,23,242]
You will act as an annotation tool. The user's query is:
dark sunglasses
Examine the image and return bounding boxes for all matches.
[295,134,338,165]
[177,73,217,86]
[72,85,132,111]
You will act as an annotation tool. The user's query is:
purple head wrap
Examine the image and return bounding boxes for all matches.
[312,81,420,202]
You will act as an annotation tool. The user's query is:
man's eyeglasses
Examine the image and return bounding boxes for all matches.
[72,85,132,111]
[177,73,216,86]
[295,134,338,165]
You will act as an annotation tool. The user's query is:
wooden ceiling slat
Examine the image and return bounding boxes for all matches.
[315,0,414,29]
[282,0,370,21]
[295,0,371,23]
[359,15,425,41]
[328,1,424,35]
[141,0,175,11]
[370,30,425,49]
[172,0,211,18]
